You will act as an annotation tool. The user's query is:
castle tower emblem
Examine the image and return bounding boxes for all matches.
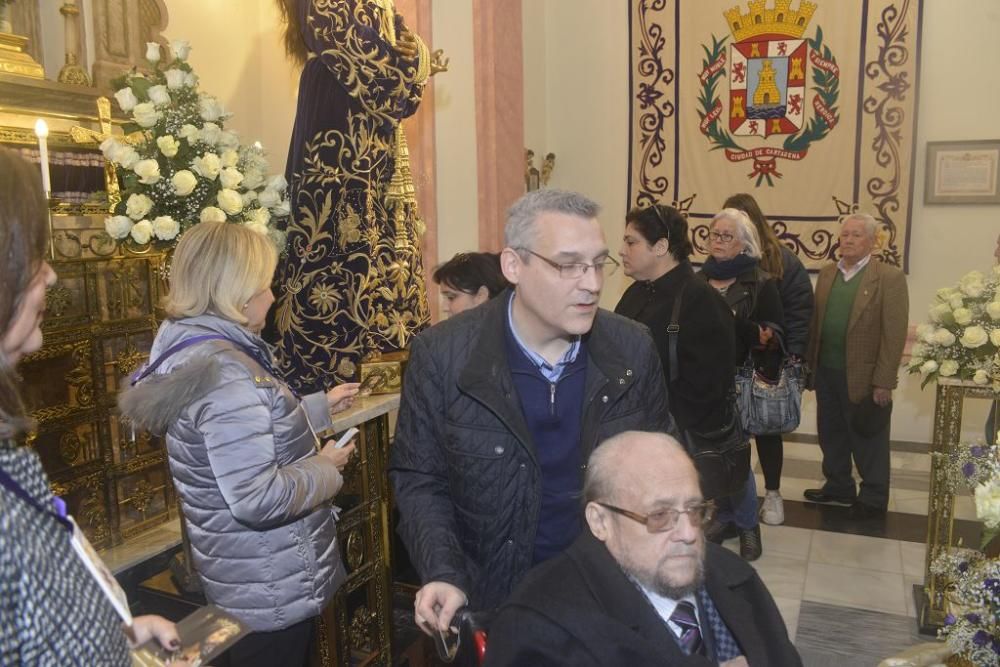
[697,0,840,186]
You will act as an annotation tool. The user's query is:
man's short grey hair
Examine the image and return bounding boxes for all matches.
[711,208,761,259]
[583,431,690,504]
[504,189,601,250]
[842,213,878,239]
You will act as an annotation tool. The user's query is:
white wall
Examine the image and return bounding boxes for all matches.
[431,0,479,265]
[530,0,1000,444]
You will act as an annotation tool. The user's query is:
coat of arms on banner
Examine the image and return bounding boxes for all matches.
[698,1,840,186]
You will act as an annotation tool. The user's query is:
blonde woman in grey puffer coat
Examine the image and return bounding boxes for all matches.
[120,221,359,667]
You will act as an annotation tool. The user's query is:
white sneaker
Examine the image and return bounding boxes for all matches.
[760,491,785,525]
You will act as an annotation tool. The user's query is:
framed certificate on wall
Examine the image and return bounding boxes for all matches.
[925,140,1000,204]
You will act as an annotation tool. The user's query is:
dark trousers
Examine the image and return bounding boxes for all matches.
[223,616,315,667]
[815,366,891,509]
[754,433,783,491]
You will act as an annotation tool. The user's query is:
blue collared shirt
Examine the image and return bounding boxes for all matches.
[506,292,581,383]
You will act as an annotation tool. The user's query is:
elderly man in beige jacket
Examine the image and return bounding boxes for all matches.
[804,214,909,519]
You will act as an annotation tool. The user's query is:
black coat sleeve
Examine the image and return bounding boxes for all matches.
[388,335,472,596]
[672,287,736,432]
[779,247,814,357]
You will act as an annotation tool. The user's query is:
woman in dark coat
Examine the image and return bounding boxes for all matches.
[724,193,814,526]
[699,208,785,562]
[614,204,735,450]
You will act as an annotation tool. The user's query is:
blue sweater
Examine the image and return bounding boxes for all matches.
[505,326,589,564]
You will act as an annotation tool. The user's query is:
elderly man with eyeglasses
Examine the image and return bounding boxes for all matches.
[484,431,801,667]
[389,190,675,639]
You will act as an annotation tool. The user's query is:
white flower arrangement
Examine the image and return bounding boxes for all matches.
[908,267,1000,391]
[101,40,289,250]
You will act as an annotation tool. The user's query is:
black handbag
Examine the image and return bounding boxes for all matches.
[733,333,804,436]
[667,281,750,500]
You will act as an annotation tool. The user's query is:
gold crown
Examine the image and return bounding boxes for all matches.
[723,0,816,41]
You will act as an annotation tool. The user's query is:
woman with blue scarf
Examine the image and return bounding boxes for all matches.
[698,208,784,562]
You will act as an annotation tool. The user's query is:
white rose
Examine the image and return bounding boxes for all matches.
[265,174,287,192]
[130,219,153,245]
[991,329,1000,348]
[961,281,986,299]
[179,124,199,141]
[217,188,244,215]
[245,221,269,236]
[954,308,973,326]
[910,343,927,358]
[949,295,965,311]
[241,191,258,207]
[974,480,1000,528]
[148,84,171,107]
[220,149,240,169]
[974,369,990,385]
[920,360,938,376]
[116,146,140,169]
[133,159,161,185]
[200,206,226,223]
[105,215,133,240]
[198,122,221,146]
[242,168,264,190]
[171,170,198,196]
[151,215,180,241]
[936,287,956,302]
[100,136,120,160]
[145,42,161,63]
[218,131,240,150]
[929,303,953,324]
[960,325,989,349]
[125,193,153,220]
[191,153,222,180]
[932,328,956,347]
[258,188,281,209]
[184,72,198,88]
[165,68,187,90]
[915,323,934,339]
[249,207,271,227]
[274,199,291,217]
[939,360,959,377]
[169,40,191,61]
[156,135,180,158]
[198,96,224,122]
[114,87,138,112]
[987,301,1000,321]
[219,167,243,190]
[132,102,161,128]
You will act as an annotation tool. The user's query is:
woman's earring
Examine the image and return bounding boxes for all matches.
[242,301,250,311]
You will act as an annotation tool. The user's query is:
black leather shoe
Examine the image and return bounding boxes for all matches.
[803,488,855,506]
[739,525,762,561]
[848,501,887,520]
[704,519,738,544]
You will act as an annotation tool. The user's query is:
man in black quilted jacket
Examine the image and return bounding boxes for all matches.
[389,189,675,638]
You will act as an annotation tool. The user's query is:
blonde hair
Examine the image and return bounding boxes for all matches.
[163,222,277,325]
[711,208,762,259]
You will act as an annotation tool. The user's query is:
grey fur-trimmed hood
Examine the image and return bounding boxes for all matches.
[118,353,221,436]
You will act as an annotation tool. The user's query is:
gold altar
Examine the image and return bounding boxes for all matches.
[917,378,995,633]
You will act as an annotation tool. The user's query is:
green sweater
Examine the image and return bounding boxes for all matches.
[818,265,867,369]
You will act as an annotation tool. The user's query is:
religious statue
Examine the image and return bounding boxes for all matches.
[269,0,447,394]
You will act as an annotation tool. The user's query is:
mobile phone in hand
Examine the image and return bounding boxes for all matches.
[334,427,359,449]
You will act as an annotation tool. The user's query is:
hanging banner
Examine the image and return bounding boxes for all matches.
[627,0,922,270]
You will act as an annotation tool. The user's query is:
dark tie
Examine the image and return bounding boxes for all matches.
[670,600,704,656]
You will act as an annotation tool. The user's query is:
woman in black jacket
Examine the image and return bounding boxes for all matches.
[699,208,785,562]
[724,193,814,526]
[615,204,736,463]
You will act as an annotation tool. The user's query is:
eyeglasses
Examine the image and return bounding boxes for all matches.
[708,231,735,243]
[519,248,620,279]
[596,501,716,533]
[650,205,671,242]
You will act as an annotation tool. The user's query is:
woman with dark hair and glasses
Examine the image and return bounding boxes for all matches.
[615,204,737,490]
[432,251,510,317]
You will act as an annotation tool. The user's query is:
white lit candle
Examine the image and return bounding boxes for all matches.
[34,119,51,196]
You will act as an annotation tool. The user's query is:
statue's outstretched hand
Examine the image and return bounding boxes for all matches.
[394,30,419,59]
